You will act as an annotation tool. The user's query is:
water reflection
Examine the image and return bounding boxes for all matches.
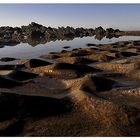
[94,34,120,41]
[20,35,77,47]
[22,37,47,47]
[21,34,121,47]
[94,34,105,40]
[106,34,120,39]
[1,35,140,59]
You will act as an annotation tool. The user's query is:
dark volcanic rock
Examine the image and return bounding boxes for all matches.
[29,31,45,39]
[95,26,105,35]
[21,22,46,43]
[106,28,121,39]
[106,28,114,35]
[0,22,123,47]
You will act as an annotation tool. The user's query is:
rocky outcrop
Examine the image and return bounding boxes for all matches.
[94,26,106,40]
[95,26,106,35]
[0,22,123,47]
[106,28,121,38]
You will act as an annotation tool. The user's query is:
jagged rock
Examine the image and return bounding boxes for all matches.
[95,26,105,35]
[0,22,123,47]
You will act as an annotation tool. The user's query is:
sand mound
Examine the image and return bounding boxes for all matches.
[0,40,140,136]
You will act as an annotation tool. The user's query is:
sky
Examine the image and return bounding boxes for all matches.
[0,4,140,30]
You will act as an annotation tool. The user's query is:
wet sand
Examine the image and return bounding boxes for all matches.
[0,39,140,136]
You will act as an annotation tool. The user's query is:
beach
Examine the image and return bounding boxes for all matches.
[0,33,140,136]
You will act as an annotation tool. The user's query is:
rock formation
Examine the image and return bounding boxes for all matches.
[0,22,123,47]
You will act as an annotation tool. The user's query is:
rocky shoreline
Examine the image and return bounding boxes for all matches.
[0,22,124,47]
[0,38,140,136]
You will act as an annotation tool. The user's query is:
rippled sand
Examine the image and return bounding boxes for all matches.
[0,40,140,136]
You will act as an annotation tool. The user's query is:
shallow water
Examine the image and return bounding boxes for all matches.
[0,35,140,59]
